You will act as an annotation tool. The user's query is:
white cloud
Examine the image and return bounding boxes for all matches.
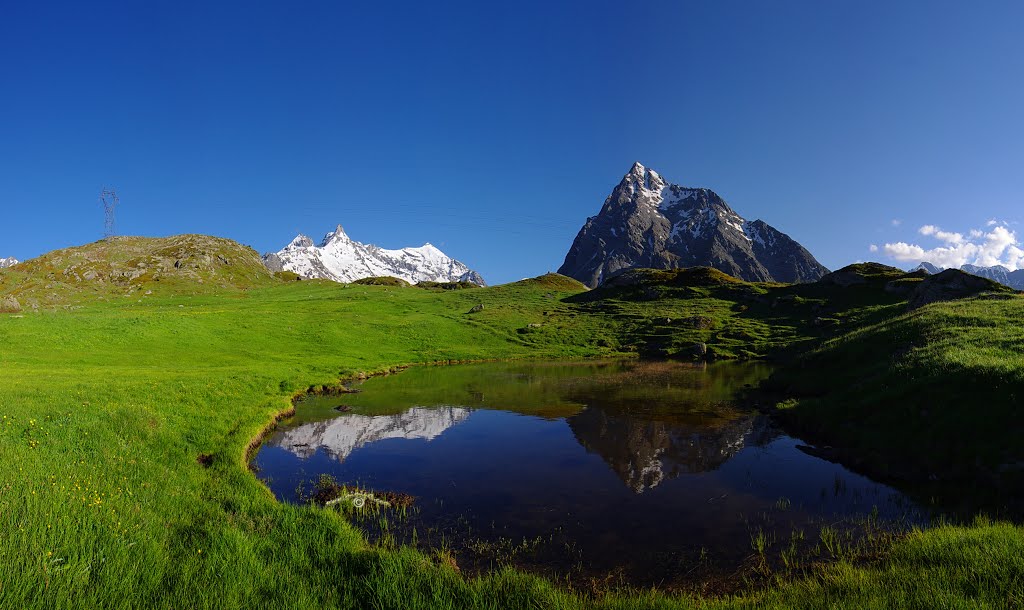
[1007,245,1024,269]
[918,225,963,244]
[868,244,879,253]
[891,219,902,227]
[880,221,1023,271]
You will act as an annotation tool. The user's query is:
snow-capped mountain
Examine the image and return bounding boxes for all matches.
[263,225,485,285]
[269,407,472,461]
[558,162,828,287]
[912,262,944,275]
[0,257,18,269]
[914,261,1024,289]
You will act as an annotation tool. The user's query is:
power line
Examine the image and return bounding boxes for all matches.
[99,187,119,238]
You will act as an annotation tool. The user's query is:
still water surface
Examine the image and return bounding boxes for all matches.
[253,360,923,587]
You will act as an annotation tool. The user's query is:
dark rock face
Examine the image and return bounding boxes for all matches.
[457,270,486,286]
[262,252,285,273]
[558,163,828,287]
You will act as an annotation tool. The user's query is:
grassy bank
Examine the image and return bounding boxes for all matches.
[768,295,1024,501]
[2,242,1023,607]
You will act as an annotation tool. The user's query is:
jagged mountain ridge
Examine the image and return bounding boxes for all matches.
[271,407,472,461]
[558,163,829,287]
[264,225,485,285]
[913,261,1024,290]
[0,257,18,269]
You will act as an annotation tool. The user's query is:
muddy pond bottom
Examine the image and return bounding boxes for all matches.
[253,361,924,589]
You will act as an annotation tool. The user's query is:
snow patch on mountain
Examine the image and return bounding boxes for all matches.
[264,225,484,285]
[0,257,19,269]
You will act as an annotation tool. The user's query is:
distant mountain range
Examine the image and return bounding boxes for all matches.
[558,163,828,287]
[913,262,1024,289]
[263,225,485,285]
[0,257,18,269]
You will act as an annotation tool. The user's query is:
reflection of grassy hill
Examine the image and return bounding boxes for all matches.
[292,360,771,424]
[1,234,1023,608]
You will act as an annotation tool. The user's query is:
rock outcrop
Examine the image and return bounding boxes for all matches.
[907,268,1015,310]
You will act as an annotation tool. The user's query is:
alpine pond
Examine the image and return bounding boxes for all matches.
[252,360,926,590]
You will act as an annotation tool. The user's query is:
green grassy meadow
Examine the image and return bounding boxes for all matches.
[2,239,1024,608]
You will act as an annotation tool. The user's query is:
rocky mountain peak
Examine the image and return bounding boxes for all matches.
[321,224,351,247]
[912,261,943,275]
[0,257,19,269]
[559,163,828,287]
[610,162,667,208]
[287,234,315,249]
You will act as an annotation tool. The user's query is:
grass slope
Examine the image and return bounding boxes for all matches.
[770,295,1024,490]
[0,234,274,310]
[1,239,1023,608]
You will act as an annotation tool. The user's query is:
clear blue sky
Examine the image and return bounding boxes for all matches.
[3,1,1023,283]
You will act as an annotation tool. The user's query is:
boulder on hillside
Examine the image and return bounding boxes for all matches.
[0,295,21,313]
[907,268,1013,310]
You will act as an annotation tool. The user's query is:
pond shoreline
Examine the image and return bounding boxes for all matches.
[250,358,936,594]
[244,356,594,467]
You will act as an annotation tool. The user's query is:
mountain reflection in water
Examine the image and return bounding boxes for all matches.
[273,406,471,461]
[568,408,776,492]
[268,403,773,494]
[253,361,922,589]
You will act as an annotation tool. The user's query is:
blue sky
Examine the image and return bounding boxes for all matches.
[2,1,1023,283]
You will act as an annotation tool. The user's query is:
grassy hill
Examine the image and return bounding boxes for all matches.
[0,234,276,310]
[1,236,1022,608]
